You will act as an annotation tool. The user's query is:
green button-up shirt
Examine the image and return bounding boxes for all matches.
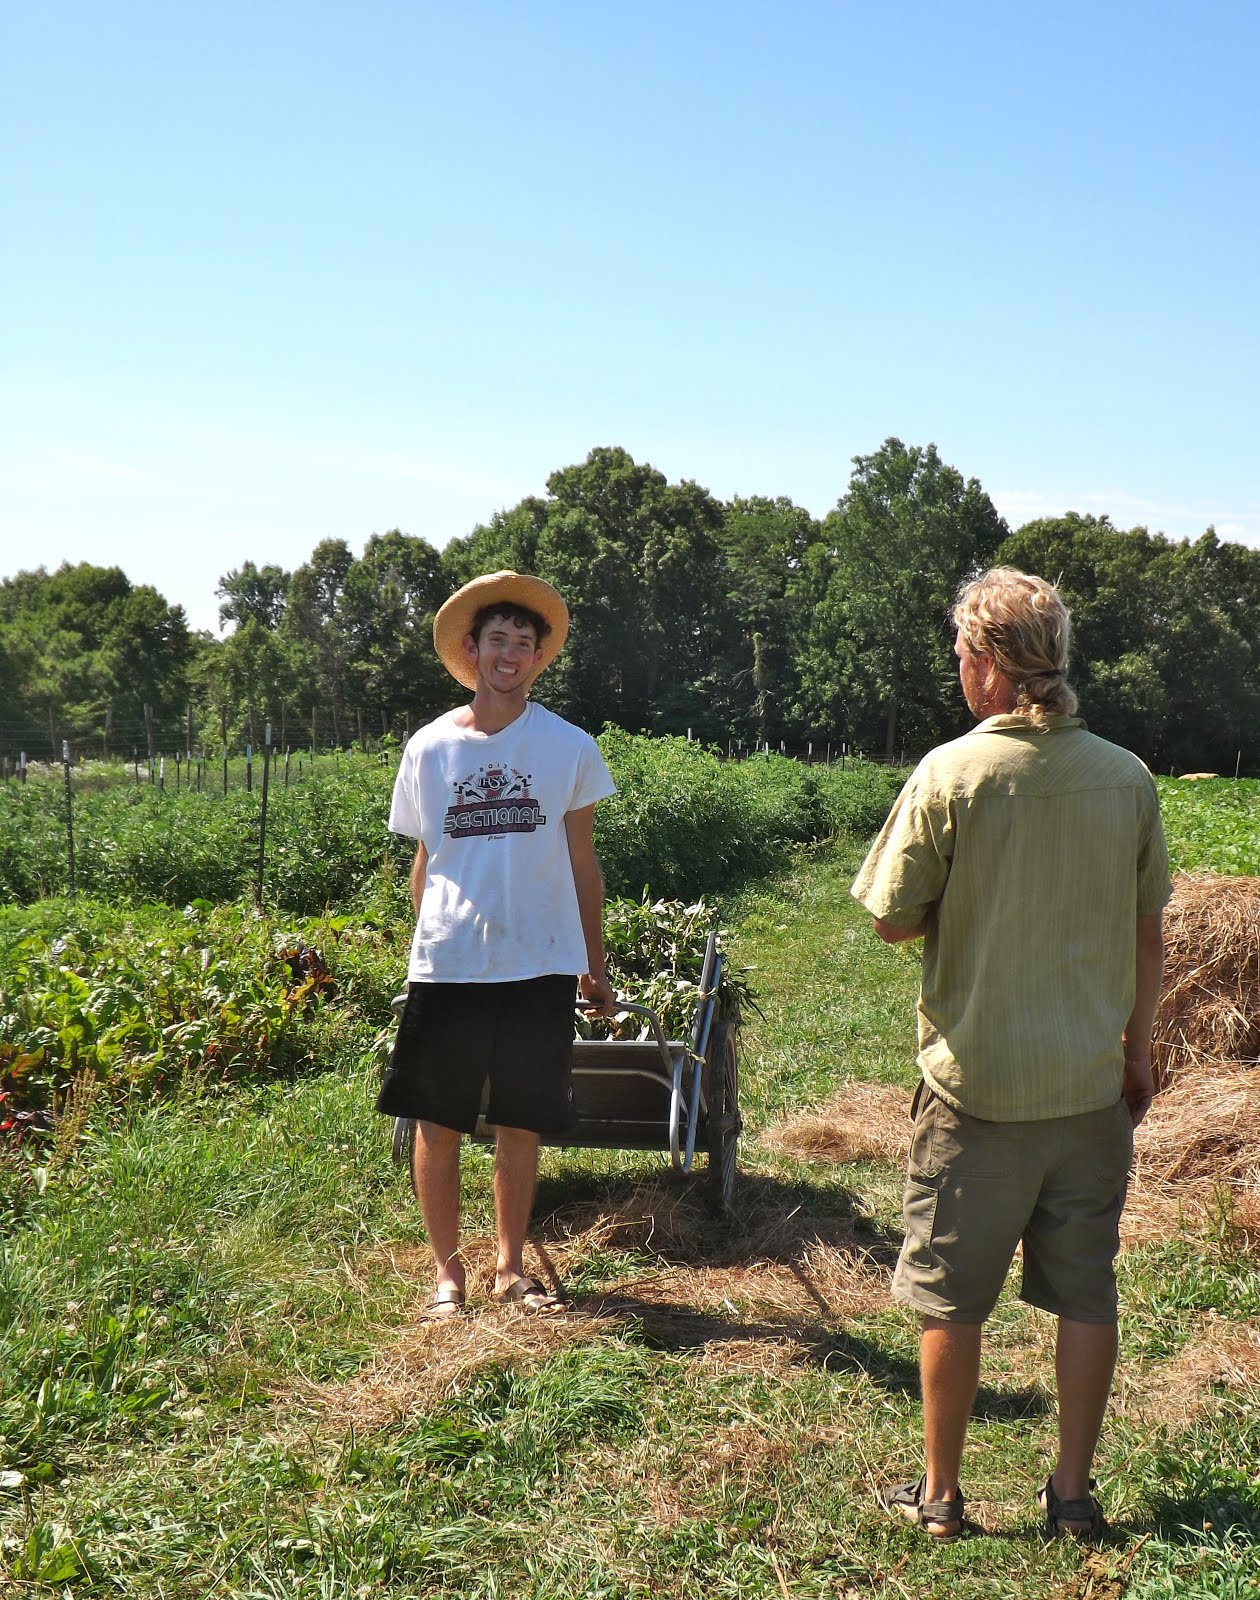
[851,715,1171,1121]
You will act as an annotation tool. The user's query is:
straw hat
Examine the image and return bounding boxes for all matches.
[432,570,570,691]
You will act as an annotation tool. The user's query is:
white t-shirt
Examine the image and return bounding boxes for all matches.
[389,701,617,983]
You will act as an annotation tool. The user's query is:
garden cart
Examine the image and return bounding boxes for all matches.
[389,929,741,1210]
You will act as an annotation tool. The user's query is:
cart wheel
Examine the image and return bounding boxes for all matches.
[391,1116,415,1166]
[703,1017,740,1212]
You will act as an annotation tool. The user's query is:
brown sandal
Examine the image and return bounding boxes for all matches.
[1039,1474,1105,1540]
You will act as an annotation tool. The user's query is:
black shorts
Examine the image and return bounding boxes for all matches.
[375,975,578,1137]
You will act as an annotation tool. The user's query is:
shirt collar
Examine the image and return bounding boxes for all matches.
[969,713,1087,735]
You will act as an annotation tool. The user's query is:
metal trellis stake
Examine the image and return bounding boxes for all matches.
[255,723,272,905]
[62,740,75,899]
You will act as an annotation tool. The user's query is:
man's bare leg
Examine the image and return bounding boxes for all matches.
[492,1124,541,1293]
[1049,1317,1117,1525]
[920,1317,983,1522]
[413,1120,465,1296]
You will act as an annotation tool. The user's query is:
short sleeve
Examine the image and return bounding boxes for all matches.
[1135,775,1173,916]
[567,735,617,812]
[850,766,952,926]
[387,742,424,839]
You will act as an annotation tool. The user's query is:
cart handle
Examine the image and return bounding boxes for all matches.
[574,999,676,1066]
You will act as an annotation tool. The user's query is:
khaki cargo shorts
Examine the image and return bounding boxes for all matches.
[892,1084,1133,1324]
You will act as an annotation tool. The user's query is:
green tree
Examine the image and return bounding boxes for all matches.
[795,440,1007,757]
[716,496,819,747]
[0,564,192,758]
[216,561,291,630]
[1147,530,1260,774]
[282,540,355,746]
[342,530,450,735]
[197,617,295,751]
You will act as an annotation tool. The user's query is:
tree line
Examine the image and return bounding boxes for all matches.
[3,438,1258,775]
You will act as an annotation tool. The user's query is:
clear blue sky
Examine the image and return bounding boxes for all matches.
[2,0,1257,634]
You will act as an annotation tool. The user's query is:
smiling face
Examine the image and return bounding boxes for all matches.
[462,613,543,704]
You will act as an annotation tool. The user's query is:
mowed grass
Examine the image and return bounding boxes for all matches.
[2,849,1259,1597]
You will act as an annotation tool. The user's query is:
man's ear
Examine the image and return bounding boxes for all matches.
[461,631,478,667]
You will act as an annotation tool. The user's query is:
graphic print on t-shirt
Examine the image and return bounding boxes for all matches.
[443,763,548,839]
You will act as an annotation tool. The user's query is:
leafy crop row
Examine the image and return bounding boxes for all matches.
[0,890,748,1138]
[0,900,398,1133]
[0,738,905,911]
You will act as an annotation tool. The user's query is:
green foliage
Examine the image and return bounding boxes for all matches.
[0,739,900,913]
[794,437,1008,758]
[594,731,753,900]
[0,900,400,1123]
[1156,777,1260,874]
[595,730,901,902]
[0,758,411,913]
[597,895,755,1041]
[0,784,66,902]
[715,497,820,747]
[0,560,194,754]
[8,447,1260,782]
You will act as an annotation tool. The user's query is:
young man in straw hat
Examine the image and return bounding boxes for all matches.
[852,567,1170,1541]
[377,570,617,1317]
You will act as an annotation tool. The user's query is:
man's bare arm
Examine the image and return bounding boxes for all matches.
[564,804,614,1015]
[409,840,428,915]
[872,916,928,944]
[1121,911,1164,1127]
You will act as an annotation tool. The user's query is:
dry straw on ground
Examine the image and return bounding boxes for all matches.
[1118,1314,1260,1429]
[761,1081,911,1167]
[305,1175,895,1433]
[1129,873,1260,1236]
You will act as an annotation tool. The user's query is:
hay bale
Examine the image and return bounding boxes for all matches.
[1153,873,1260,1089]
[1134,1074,1260,1188]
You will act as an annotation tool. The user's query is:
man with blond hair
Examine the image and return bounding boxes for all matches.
[852,567,1170,1540]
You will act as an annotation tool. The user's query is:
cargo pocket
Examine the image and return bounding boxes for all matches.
[900,1176,942,1268]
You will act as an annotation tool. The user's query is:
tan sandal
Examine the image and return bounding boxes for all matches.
[493,1276,565,1315]
[420,1287,467,1322]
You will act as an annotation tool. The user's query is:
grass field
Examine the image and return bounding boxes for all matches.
[3,834,1258,1597]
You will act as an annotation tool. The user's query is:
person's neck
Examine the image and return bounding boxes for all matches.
[454,693,531,735]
